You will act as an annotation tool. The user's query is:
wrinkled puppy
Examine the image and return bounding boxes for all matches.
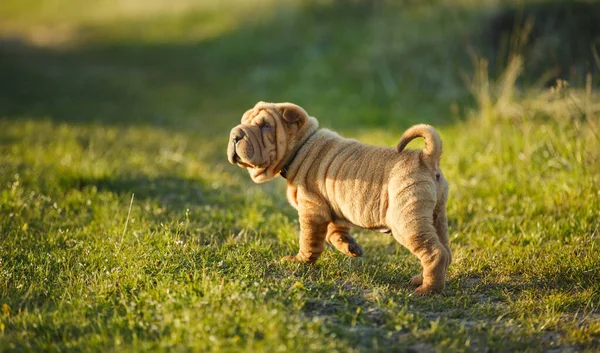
[227,102,451,294]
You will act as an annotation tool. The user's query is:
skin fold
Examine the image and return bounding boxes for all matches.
[227,102,451,294]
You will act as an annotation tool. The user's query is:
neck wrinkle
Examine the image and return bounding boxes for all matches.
[279,128,318,179]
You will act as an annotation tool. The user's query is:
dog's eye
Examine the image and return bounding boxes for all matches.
[261,122,271,129]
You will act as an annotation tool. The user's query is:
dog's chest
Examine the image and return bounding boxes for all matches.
[286,185,300,209]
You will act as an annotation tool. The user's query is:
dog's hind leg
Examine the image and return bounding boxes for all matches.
[411,177,451,288]
[389,188,449,294]
[433,176,451,271]
[326,222,363,257]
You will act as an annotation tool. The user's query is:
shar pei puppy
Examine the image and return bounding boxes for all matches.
[227,102,451,294]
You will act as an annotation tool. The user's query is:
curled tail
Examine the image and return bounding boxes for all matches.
[397,124,443,170]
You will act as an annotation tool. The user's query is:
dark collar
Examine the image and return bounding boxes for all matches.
[280,130,317,179]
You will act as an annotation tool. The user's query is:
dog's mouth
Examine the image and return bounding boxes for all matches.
[250,167,267,179]
[229,145,265,170]
[236,160,252,168]
[236,154,269,179]
[229,145,268,176]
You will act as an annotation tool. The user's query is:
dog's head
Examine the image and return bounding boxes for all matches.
[227,101,318,183]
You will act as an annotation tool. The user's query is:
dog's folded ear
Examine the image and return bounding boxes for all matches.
[276,103,308,126]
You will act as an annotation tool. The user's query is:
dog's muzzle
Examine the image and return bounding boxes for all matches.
[228,127,254,165]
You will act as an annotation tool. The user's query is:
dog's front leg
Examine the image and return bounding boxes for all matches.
[281,216,328,263]
[282,199,330,263]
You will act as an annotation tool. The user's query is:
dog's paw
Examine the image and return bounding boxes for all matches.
[329,235,364,257]
[414,284,444,295]
[410,274,423,287]
[347,243,364,257]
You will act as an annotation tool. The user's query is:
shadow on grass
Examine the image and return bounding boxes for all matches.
[70,175,234,207]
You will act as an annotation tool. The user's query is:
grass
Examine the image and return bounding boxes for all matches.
[1,0,599,351]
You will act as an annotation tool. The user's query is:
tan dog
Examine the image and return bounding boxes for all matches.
[227,102,451,294]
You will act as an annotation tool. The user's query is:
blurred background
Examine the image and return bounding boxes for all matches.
[2,0,599,133]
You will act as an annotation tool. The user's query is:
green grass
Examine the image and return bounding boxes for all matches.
[1,0,599,351]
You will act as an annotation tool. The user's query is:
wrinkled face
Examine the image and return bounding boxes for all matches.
[227,101,316,183]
